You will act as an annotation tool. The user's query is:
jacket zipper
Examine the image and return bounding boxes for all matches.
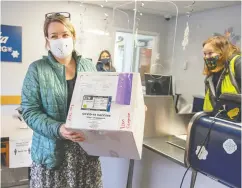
[63,67,68,118]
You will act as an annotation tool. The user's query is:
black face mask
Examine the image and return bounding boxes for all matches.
[96,59,112,72]
[204,55,219,70]
[100,58,110,65]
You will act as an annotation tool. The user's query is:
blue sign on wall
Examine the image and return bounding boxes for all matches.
[1,25,22,63]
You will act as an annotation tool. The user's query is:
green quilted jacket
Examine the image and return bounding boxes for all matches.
[21,51,96,169]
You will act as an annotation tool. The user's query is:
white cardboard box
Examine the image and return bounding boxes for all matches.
[66,72,145,160]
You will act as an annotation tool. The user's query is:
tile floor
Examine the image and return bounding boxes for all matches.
[1,166,29,188]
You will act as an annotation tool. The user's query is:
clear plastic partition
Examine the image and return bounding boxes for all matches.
[129,1,179,96]
[112,1,137,73]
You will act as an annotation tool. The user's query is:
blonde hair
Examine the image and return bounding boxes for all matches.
[44,14,76,48]
[203,36,241,75]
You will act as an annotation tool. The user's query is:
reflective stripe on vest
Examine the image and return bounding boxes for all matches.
[203,55,241,112]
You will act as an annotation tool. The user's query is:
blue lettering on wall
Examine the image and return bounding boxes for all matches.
[1,25,22,63]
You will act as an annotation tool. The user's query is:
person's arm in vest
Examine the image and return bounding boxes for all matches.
[234,56,241,89]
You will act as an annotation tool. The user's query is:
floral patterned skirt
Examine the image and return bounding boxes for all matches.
[30,141,102,188]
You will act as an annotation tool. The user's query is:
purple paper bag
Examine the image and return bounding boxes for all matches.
[116,73,133,105]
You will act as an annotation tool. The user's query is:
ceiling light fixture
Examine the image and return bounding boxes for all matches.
[141,2,144,7]
[100,4,104,8]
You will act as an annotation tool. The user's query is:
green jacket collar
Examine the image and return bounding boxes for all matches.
[44,50,82,69]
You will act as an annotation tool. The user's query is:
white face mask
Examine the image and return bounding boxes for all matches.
[48,37,74,59]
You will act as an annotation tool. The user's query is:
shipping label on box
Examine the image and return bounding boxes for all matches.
[66,72,145,160]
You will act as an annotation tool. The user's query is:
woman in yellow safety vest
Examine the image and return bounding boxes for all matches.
[202,36,241,115]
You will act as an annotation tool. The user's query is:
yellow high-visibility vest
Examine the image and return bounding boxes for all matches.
[203,55,241,112]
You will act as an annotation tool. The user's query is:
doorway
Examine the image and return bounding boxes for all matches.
[114,31,156,84]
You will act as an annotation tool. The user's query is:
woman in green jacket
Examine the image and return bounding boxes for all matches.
[21,13,102,188]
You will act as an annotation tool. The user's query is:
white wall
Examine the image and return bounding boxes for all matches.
[164,4,241,110]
